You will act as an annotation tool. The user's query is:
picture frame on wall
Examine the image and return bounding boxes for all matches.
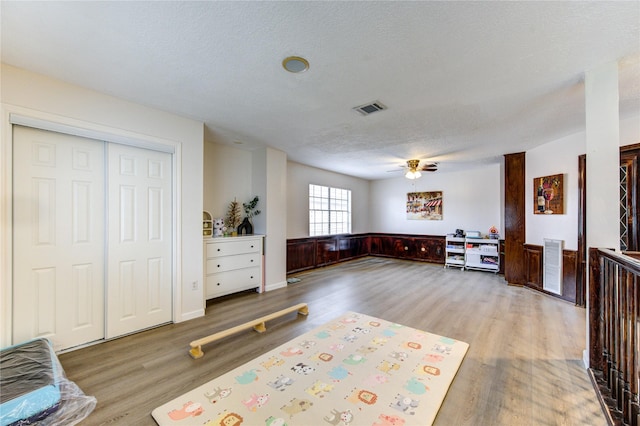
[407,191,443,220]
[533,173,564,214]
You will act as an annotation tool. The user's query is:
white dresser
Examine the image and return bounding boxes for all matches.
[204,235,264,299]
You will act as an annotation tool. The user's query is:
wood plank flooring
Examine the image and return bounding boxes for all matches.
[58,257,606,425]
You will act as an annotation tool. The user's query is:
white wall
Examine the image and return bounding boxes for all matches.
[255,147,288,291]
[287,162,371,238]
[585,62,621,251]
[526,133,583,250]
[1,64,204,346]
[526,114,640,252]
[202,143,288,291]
[620,114,640,147]
[370,165,502,236]
[203,141,253,219]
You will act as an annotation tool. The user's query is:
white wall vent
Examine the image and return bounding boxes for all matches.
[543,239,563,295]
[353,101,387,116]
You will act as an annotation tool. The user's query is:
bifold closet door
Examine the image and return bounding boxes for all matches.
[106,143,172,338]
[13,126,106,351]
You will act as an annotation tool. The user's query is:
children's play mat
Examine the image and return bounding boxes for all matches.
[152,311,469,426]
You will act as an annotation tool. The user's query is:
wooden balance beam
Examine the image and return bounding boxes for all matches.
[189,303,309,359]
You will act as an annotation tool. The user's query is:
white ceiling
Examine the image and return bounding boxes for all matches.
[2,1,639,180]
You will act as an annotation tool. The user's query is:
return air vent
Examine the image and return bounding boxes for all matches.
[543,239,563,295]
[353,101,387,116]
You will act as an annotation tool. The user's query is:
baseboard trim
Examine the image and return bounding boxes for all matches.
[180,308,205,322]
[265,280,287,292]
[587,368,620,426]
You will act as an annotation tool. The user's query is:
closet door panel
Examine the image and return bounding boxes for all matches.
[106,144,172,338]
[13,126,105,351]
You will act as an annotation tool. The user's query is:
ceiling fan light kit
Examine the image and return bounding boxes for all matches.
[405,159,423,179]
[405,170,422,179]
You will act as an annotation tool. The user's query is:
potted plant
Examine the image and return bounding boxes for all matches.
[225,198,242,236]
[238,196,261,235]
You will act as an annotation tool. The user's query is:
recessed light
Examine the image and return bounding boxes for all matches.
[282,56,309,73]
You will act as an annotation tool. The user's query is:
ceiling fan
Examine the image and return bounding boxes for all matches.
[395,159,438,179]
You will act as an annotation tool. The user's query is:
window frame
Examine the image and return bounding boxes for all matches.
[309,184,352,237]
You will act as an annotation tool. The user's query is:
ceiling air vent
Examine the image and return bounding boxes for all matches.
[353,101,387,116]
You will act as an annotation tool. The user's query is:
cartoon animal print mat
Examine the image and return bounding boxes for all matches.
[151,312,468,426]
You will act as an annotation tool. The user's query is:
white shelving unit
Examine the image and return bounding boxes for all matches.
[464,237,499,273]
[445,236,466,269]
[203,211,213,237]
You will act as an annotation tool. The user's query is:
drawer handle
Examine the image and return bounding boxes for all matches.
[217,248,221,252]
[250,259,254,263]
[217,283,220,286]
[421,247,426,252]
[250,245,254,248]
[217,264,221,268]
[404,246,409,251]
[250,276,254,279]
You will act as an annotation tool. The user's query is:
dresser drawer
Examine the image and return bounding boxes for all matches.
[206,252,261,273]
[206,267,261,298]
[206,238,261,258]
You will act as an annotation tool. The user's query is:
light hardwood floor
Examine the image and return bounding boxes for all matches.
[58,257,607,425]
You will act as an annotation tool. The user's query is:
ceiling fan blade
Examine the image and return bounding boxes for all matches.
[420,163,438,171]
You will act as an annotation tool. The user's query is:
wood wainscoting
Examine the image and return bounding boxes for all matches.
[287,234,371,273]
[290,236,577,304]
[287,233,445,274]
[523,243,578,304]
[369,233,445,263]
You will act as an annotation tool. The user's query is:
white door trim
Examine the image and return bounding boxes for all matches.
[1,104,183,348]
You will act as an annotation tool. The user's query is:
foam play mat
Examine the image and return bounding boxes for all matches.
[152,311,468,426]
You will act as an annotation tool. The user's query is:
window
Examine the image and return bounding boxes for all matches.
[309,184,351,236]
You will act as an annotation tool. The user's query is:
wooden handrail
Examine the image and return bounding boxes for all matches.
[600,248,640,271]
[589,248,639,426]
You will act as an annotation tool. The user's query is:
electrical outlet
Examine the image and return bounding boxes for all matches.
[192,281,198,290]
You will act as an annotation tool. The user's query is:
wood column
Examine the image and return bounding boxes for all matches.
[577,154,586,307]
[504,152,526,285]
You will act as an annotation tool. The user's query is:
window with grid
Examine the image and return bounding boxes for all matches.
[309,184,352,236]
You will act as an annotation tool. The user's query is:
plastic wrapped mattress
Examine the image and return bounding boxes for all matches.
[0,338,96,426]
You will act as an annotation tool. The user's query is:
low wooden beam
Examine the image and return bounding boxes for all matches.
[189,303,309,359]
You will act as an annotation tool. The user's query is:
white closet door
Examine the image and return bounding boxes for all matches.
[13,126,105,351]
[106,144,172,338]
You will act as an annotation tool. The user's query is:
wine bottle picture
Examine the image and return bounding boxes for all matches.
[537,180,545,213]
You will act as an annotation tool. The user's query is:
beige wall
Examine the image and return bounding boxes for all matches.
[203,141,253,219]
[286,162,371,238]
[203,142,288,291]
[526,114,640,251]
[1,64,205,347]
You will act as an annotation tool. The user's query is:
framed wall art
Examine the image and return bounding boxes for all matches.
[533,174,564,214]
[407,191,443,220]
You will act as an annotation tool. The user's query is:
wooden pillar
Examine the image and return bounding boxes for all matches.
[504,152,526,285]
[588,248,603,370]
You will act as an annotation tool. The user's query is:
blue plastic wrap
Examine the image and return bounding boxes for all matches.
[0,338,96,426]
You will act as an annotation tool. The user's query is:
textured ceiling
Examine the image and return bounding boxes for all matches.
[2,1,639,180]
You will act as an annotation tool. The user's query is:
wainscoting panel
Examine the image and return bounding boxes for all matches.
[287,233,445,274]
[338,235,370,260]
[286,239,316,274]
[523,243,578,303]
[524,244,543,290]
[316,238,339,267]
